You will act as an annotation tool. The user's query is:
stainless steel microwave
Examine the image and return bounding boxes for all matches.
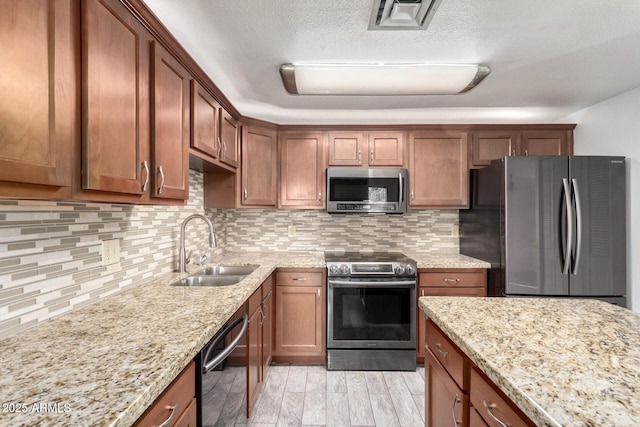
[326,167,407,214]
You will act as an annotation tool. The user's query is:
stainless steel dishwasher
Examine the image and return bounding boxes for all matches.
[195,314,248,427]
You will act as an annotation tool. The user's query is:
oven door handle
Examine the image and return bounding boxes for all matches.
[202,314,248,374]
[328,280,416,287]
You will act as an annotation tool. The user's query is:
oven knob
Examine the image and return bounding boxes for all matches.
[394,265,405,275]
[405,265,416,276]
[328,264,339,276]
[339,264,350,275]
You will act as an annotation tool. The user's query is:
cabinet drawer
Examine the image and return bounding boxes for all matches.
[420,270,485,288]
[470,367,534,427]
[276,271,323,287]
[262,274,274,299]
[248,287,262,315]
[420,286,486,297]
[426,320,467,391]
[426,348,467,427]
[134,362,195,427]
[470,405,489,427]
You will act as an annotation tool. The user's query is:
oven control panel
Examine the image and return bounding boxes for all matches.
[326,261,416,277]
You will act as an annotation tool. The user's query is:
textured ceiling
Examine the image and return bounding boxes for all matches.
[143,0,640,124]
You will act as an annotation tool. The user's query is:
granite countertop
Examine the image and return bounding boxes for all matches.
[406,252,490,269]
[0,251,324,427]
[0,250,486,426]
[419,296,640,427]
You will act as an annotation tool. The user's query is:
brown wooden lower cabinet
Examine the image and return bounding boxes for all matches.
[425,320,535,427]
[417,269,486,364]
[134,362,195,427]
[426,348,468,427]
[273,269,326,363]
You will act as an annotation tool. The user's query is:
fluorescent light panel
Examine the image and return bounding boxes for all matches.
[280,63,491,95]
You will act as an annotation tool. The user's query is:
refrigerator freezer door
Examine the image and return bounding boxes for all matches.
[504,156,569,295]
[568,157,626,297]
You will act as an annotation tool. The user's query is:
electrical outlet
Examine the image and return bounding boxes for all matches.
[451,225,459,237]
[102,239,120,266]
[288,225,297,238]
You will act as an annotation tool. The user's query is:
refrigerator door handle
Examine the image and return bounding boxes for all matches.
[562,178,573,274]
[571,178,583,275]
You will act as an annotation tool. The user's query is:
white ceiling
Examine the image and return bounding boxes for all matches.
[144,0,640,124]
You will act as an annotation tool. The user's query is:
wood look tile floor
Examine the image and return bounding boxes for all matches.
[202,365,426,427]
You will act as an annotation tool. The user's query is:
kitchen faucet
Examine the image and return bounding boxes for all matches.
[178,214,216,273]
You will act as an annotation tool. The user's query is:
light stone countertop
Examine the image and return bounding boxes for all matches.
[406,252,491,269]
[0,251,324,427]
[0,250,485,426]
[419,296,640,427]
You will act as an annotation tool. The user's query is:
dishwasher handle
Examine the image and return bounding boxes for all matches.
[202,314,248,374]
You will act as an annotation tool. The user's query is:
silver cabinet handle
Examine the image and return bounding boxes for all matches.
[411,189,415,202]
[434,343,448,358]
[562,178,573,274]
[141,161,150,191]
[524,149,529,156]
[318,191,322,201]
[511,149,516,156]
[216,137,222,158]
[357,150,362,165]
[369,150,374,164]
[483,401,508,427]
[421,289,425,297]
[157,166,165,195]
[572,178,583,275]
[158,404,178,427]
[258,308,264,325]
[223,141,227,159]
[452,394,462,426]
[317,288,321,300]
[444,278,461,284]
[292,277,307,281]
[244,188,248,201]
[203,314,248,373]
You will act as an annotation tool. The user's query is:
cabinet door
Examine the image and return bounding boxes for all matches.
[151,41,190,200]
[328,131,365,166]
[247,306,262,417]
[219,109,240,168]
[368,131,404,166]
[190,79,220,158]
[409,131,468,208]
[426,349,468,427]
[83,0,151,196]
[521,130,571,156]
[470,131,519,168]
[470,405,489,427]
[0,0,75,193]
[241,125,277,206]
[262,289,273,377]
[274,285,324,356]
[279,131,326,209]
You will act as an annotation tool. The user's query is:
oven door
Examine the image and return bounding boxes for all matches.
[327,278,416,349]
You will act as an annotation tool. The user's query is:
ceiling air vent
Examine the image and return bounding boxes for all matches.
[368,0,443,30]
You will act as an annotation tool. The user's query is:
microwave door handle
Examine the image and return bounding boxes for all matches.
[398,172,404,205]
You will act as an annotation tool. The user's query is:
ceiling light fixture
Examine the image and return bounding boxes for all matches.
[279,63,491,96]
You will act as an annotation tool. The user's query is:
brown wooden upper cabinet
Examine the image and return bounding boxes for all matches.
[82,0,150,198]
[0,0,76,198]
[470,127,573,168]
[219,110,240,168]
[279,131,326,209]
[328,131,404,167]
[190,79,221,159]
[409,131,469,208]
[150,41,190,201]
[241,125,277,207]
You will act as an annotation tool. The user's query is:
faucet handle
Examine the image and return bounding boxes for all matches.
[197,253,208,266]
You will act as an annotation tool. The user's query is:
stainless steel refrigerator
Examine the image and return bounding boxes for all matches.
[460,156,627,306]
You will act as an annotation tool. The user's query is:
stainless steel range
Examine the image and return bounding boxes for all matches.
[325,251,417,371]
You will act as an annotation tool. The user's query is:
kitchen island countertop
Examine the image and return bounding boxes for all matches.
[419,296,640,427]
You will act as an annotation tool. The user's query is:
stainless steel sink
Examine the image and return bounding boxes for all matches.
[171,275,247,287]
[170,264,259,287]
[198,265,258,276]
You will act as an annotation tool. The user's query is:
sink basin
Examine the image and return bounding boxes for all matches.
[170,275,247,287]
[198,265,259,276]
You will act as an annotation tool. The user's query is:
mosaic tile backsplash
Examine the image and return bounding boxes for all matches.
[0,171,458,339]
